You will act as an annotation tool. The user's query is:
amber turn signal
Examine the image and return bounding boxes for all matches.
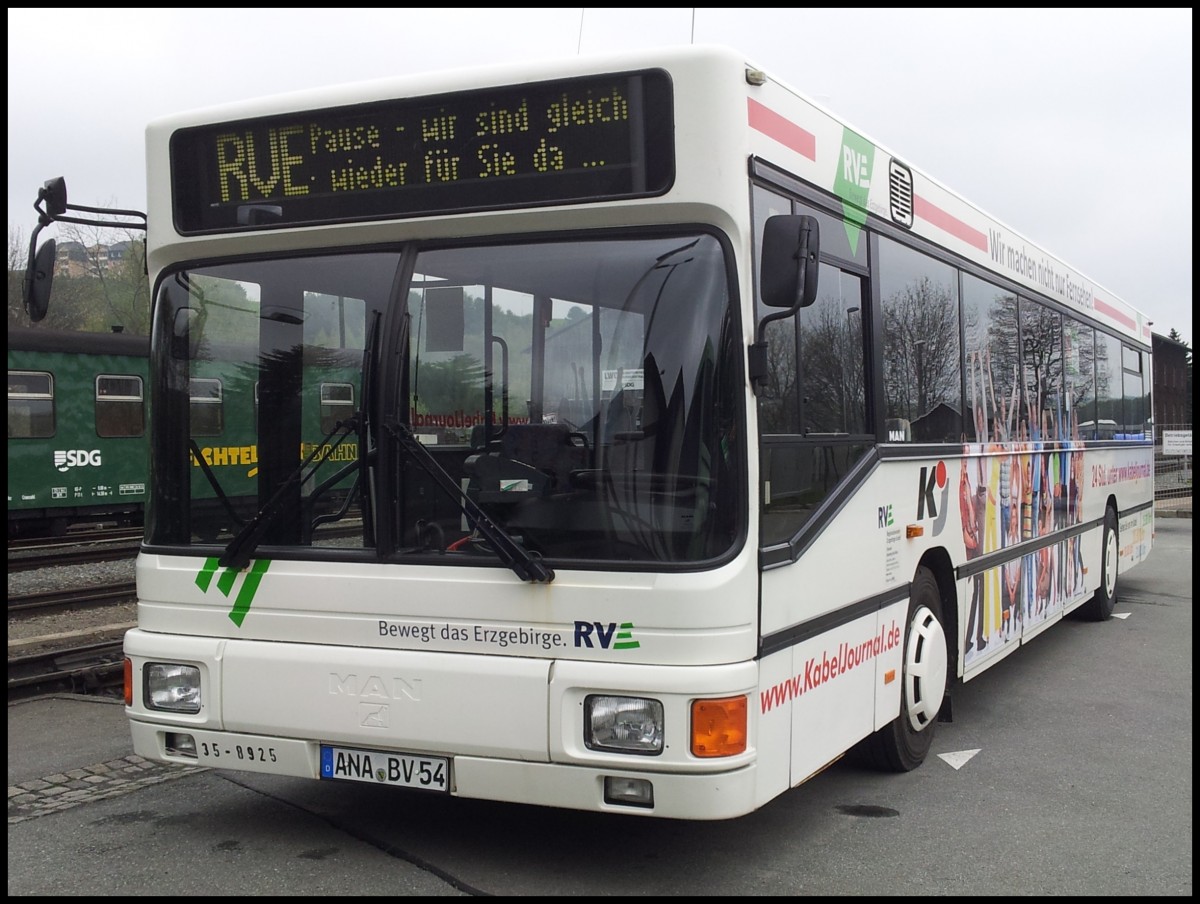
[691,695,748,757]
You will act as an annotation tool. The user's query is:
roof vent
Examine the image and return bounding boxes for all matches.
[889,159,914,229]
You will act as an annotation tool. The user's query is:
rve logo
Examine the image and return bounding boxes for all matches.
[54,449,102,472]
[841,146,871,190]
[574,621,640,650]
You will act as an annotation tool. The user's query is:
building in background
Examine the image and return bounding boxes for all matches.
[53,240,133,278]
[1152,332,1192,432]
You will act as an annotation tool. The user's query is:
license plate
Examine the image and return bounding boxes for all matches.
[320,744,449,792]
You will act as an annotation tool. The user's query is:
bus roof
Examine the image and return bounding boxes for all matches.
[144,43,1149,344]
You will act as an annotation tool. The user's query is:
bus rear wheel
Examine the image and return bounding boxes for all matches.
[1077,507,1119,621]
[852,565,948,772]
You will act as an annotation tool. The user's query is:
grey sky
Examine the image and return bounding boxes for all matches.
[7,7,1192,347]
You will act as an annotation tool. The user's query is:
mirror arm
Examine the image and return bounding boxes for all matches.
[749,305,797,389]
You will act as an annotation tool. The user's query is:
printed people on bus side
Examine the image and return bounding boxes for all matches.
[1025,399,1047,619]
[1069,450,1085,595]
[963,351,989,654]
[1036,450,1055,610]
[979,349,1014,643]
[1065,380,1086,597]
[1003,489,1022,638]
[1019,419,1036,619]
[991,372,1024,639]
[960,460,986,655]
[983,439,1001,638]
[993,383,1012,628]
[1001,446,1023,639]
[997,446,1012,630]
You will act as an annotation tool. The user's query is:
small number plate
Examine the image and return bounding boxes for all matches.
[319,744,449,792]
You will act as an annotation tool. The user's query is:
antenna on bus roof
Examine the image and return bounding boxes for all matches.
[577,8,585,54]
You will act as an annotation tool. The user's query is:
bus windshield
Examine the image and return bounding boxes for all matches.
[147,231,743,567]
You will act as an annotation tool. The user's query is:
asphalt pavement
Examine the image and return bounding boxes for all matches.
[8,517,1192,896]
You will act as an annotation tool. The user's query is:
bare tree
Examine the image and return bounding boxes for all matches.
[55,219,150,335]
[7,226,26,328]
[882,275,959,422]
[8,225,93,332]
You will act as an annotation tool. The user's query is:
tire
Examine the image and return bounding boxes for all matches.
[1078,507,1119,621]
[851,565,949,772]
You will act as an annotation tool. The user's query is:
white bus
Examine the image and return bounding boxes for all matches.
[25,44,1155,819]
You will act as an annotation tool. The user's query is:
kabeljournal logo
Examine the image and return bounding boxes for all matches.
[195,557,270,627]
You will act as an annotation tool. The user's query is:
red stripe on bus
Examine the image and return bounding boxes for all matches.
[912,195,988,251]
[747,99,816,161]
[1094,296,1137,331]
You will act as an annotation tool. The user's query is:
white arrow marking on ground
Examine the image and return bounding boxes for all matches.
[937,749,981,770]
[1113,612,1131,619]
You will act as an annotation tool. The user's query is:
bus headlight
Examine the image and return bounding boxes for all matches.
[145,663,202,713]
[584,695,664,755]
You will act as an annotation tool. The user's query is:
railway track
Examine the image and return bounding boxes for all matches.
[8,531,142,572]
[8,639,126,700]
[8,578,133,701]
[9,545,140,573]
[9,581,139,616]
[8,526,142,551]
[8,540,139,699]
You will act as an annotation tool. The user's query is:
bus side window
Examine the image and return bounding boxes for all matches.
[878,236,962,443]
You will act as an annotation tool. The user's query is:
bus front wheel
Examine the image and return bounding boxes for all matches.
[852,565,948,772]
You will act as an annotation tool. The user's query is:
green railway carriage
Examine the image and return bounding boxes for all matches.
[175,338,365,547]
[8,327,151,537]
[8,327,362,540]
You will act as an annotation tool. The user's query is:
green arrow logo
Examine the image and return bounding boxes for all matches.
[196,557,271,627]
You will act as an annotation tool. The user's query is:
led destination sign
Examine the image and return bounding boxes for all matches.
[171,69,675,233]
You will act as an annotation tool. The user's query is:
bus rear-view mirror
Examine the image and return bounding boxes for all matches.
[760,214,820,309]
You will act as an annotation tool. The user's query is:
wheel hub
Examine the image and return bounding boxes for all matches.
[904,605,948,731]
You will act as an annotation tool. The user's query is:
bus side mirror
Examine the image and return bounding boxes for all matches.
[749,215,820,389]
[21,177,70,323]
[41,177,69,218]
[172,307,205,359]
[20,175,148,323]
[760,214,820,309]
[23,236,56,323]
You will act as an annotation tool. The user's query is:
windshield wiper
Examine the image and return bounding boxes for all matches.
[189,438,248,530]
[219,416,359,570]
[384,417,554,584]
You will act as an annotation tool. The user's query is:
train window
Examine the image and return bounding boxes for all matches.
[319,382,355,435]
[189,378,224,436]
[96,374,145,438]
[8,371,55,438]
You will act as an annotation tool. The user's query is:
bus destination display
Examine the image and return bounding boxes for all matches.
[171,70,674,233]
